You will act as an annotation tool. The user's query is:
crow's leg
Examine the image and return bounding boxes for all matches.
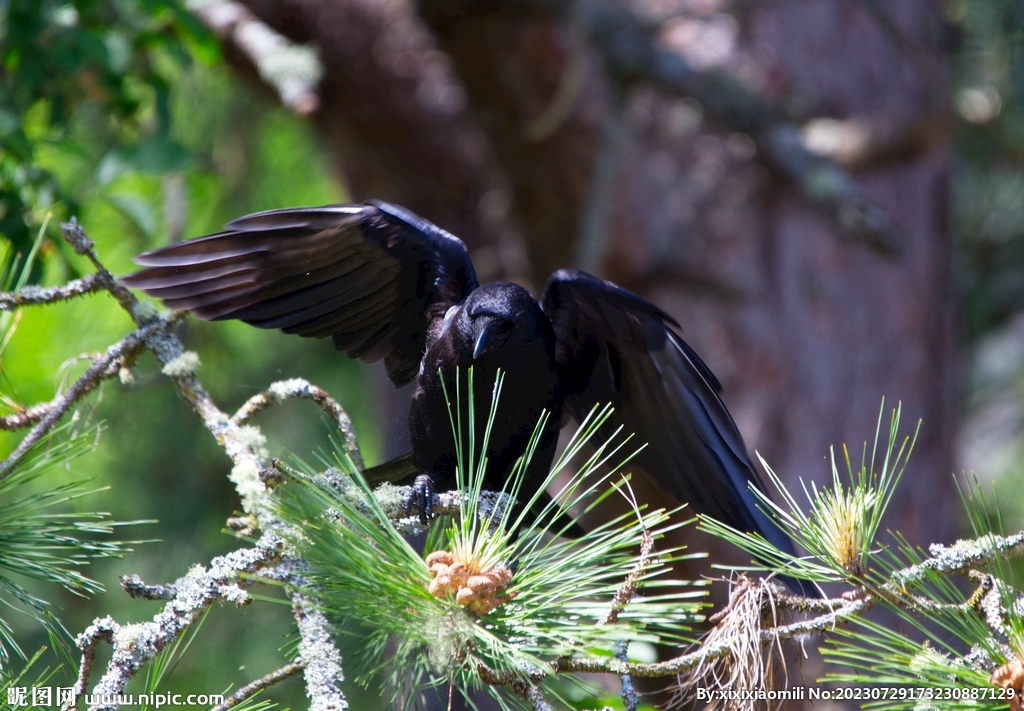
[406,473,435,524]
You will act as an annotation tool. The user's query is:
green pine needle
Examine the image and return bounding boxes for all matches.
[824,617,1007,711]
[274,366,703,708]
[820,476,1024,706]
[0,422,143,664]
[699,399,920,584]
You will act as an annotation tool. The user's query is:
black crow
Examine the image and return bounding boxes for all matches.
[122,200,813,594]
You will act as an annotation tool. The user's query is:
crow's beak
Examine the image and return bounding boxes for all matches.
[473,319,501,360]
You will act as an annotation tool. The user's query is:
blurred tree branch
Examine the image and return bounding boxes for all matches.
[555,0,903,256]
[187,0,323,115]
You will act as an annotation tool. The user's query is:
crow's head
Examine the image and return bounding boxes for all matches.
[461,282,550,361]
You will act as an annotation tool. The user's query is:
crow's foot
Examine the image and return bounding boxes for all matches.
[407,474,435,524]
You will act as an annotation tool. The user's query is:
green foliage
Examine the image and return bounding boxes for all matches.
[0,0,213,267]
[0,6,352,700]
[821,479,1023,709]
[276,368,702,709]
[0,216,46,365]
[0,218,137,667]
[825,618,1007,711]
[0,422,140,665]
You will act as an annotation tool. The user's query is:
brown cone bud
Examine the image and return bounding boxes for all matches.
[466,575,496,596]
[426,551,454,567]
[456,587,480,606]
[489,567,513,590]
[428,577,447,598]
[468,599,497,615]
[447,562,469,589]
[991,659,1024,711]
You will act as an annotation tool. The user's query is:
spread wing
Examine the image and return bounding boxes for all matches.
[541,269,795,556]
[122,201,478,385]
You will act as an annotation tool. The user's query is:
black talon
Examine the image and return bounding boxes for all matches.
[408,474,434,524]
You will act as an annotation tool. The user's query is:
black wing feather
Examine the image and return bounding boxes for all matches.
[541,269,796,556]
[122,202,479,385]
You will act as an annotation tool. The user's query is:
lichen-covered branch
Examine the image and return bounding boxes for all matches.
[61,220,145,318]
[77,536,283,711]
[292,594,348,711]
[209,661,306,711]
[0,273,105,310]
[231,378,364,470]
[0,402,58,432]
[309,466,512,536]
[186,0,322,115]
[894,532,1024,585]
[119,575,178,601]
[0,318,171,478]
[64,618,114,711]
[475,662,553,711]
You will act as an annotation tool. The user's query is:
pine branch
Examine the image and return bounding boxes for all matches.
[552,530,1024,680]
[475,662,554,711]
[602,529,653,626]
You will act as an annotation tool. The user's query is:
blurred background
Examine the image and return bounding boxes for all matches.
[1,0,1023,707]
